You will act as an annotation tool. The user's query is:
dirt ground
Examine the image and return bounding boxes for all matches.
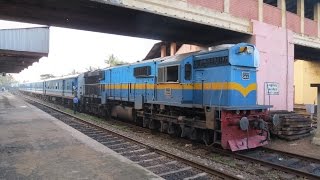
[267,134,320,160]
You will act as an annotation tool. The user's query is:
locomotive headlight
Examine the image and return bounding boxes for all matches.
[237,46,253,54]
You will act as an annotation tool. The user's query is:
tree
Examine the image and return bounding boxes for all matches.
[104,54,127,67]
[85,66,98,72]
[0,74,17,87]
[69,69,80,75]
[40,74,55,80]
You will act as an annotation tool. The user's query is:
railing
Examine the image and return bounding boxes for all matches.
[187,0,224,12]
[230,0,258,20]
[287,11,301,33]
[305,18,318,37]
[263,3,282,27]
[186,0,318,38]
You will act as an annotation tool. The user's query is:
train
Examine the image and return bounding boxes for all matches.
[19,43,271,151]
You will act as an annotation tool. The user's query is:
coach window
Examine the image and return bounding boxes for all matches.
[185,63,192,80]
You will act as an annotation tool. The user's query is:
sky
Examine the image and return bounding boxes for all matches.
[0,20,159,82]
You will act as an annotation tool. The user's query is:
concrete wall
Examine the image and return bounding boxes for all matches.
[175,44,205,54]
[251,20,294,111]
[294,60,320,104]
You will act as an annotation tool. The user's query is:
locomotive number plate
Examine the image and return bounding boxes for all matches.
[242,72,250,80]
[165,88,172,96]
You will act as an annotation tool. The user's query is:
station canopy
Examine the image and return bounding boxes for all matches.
[0,27,49,73]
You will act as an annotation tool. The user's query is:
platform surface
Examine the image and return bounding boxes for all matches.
[0,92,161,179]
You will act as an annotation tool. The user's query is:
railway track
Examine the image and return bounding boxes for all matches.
[22,94,320,179]
[23,96,240,180]
[236,147,320,179]
[208,144,320,179]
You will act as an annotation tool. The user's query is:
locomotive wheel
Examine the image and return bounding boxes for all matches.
[167,122,175,135]
[136,117,143,127]
[168,123,182,137]
[160,121,168,133]
[202,130,213,146]
[143,117,149,128]
[148,119,156,130]
[190,128,198,140]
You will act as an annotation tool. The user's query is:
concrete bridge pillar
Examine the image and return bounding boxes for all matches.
[161,45,166,57]
[170,43,177,56]
[251,20,294,111]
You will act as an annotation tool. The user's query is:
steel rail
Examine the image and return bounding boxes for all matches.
[210,147,320,180]
[261,147,320,164]
[22,95,241,180]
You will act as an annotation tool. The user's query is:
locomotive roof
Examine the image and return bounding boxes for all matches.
[102,51,198,70]
[103,43,243,70]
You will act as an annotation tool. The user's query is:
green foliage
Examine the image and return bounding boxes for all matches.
[104,54,127,67]
[85,66,98,72]
[0,74,17,87]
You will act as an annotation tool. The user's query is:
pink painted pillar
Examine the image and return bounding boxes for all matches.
[251,20,294,111]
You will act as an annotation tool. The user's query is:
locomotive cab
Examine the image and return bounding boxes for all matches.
[190,43,270,151]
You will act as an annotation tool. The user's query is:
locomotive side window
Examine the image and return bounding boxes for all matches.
[167,66,178,82]
[134,66,151,77]
[158,66,179,83]
[157,67,165,83]
[185,63,192,80]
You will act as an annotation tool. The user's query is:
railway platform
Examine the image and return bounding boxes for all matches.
[0,92,161,179]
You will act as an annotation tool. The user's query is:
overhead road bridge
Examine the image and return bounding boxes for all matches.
[0,0,319,58]
[0,27,49,73]
[0,0,320,110]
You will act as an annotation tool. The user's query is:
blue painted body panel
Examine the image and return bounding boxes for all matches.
[98,43,268,110]
[19,43,268,110]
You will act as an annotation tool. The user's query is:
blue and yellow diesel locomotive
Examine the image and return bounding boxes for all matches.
[20,43,270,151]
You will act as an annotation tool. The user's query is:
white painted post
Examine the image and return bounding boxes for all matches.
[314,3,320,38]
[297,0,305,34]
[258,0,263,22]
[224,0,230,13]
[278,0,286,28]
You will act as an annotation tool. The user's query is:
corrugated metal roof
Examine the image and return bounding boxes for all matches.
[0,27,49,54]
